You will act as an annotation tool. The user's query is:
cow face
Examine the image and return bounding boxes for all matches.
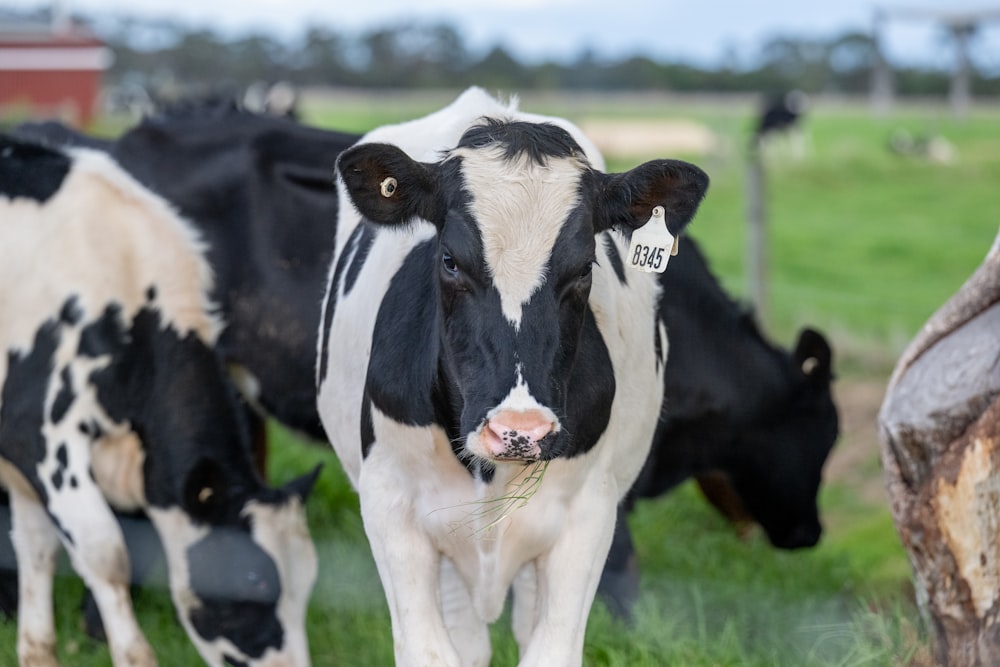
[728,328,838,549]
[338,119,708,465]
[150,464,320,667]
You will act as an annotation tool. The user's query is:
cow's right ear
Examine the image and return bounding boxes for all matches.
[593,159,709,236]
[337,142,444,226]
[182,458,227,523]
[794,327,834,387]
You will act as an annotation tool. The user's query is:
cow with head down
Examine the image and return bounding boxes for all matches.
[0,135,318,667]
[316,87,709,666]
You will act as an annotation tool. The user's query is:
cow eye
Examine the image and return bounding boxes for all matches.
[441,251,459,277]
[579,262,593,279]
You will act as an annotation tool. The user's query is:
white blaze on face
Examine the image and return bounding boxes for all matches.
[455,145,585,329]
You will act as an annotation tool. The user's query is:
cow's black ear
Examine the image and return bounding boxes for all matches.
[794,327,834,385]
[337,142,443,226]
[594,159,709,235]
[282,463,323,502]
[182,458,228,523]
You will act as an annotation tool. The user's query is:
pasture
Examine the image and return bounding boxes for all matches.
[3,90,997,665]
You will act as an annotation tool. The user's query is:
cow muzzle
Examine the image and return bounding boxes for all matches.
[479,409,555,461]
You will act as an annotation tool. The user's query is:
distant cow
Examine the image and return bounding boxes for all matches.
[751,90,808,157]
[598,237,838,617]
[316,87,709,666]
[0,135,319,667]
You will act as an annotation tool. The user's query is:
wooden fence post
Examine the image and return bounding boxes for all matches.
[745,142,768,325]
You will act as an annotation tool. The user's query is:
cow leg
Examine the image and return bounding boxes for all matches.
[510,561,539,654]
[44,471,157,667]
[358,457,463,667]
[439,557,491,667]
[516,484,618,666]
[595,503,639,621]
[9,490,60,667]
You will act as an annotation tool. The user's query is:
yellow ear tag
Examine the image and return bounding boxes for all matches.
[627,206,675,274]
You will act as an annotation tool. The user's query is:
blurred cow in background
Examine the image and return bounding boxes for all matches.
[598,236,839,619]
[751,90,809,159]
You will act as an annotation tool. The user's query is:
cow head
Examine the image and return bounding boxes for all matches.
[149,463,320,667]
[726,327,838,549]
[339,118,708,465]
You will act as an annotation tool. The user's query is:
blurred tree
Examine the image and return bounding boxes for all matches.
[80,10,986,98]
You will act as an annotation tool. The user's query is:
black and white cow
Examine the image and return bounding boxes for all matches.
[17,103,360,446]
[11,105,359,641]
[316,87,709,665]
[0,135,319,667]
[598,236,839,617]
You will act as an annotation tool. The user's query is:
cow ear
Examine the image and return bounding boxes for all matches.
[282,463,323,502]
[594,159,709,235]
[337,142,443,226]
[794,327,833,385]
[182,458,228,523]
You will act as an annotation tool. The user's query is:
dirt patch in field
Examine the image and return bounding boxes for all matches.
[578,119,718,157]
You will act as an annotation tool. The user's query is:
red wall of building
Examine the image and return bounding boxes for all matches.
[0,69,101,126]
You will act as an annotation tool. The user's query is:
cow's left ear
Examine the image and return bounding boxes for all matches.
[794,327,834,386]
[594,159,709,235]
[282,463,323,502]
[182,458,228,523]
[337,142,444,226]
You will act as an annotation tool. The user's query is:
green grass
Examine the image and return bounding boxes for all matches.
[7,91,993,664]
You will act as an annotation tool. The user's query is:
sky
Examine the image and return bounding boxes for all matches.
[7,0,1000,69]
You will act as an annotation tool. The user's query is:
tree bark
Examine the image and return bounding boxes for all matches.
[879,227,1000,665]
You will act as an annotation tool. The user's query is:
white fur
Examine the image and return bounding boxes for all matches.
[317,88,666,666]
[457,145,584,327]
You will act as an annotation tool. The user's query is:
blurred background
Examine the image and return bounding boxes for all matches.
[3,0,1000,124]
[2,1,999,665]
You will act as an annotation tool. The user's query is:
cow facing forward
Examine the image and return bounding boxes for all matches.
[316,88,709,666]
[0,136,318,667]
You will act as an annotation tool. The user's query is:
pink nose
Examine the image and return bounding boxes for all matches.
[482,409,554,460]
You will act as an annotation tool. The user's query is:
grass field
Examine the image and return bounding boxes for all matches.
[3,89,998,665]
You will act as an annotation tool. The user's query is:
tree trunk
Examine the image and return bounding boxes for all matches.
[879,227,1000,665]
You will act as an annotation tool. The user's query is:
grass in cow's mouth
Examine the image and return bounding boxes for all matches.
[439,460,551,537]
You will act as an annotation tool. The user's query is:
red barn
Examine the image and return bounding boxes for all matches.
[0,15,111,128]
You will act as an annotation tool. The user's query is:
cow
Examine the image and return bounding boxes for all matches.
[0,135,319,667]
[751,90,809,158]
[315,87,710,666]
[11,104,360,641]
[598,236,839,617]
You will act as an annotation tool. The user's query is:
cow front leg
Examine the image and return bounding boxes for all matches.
[358,459,463,667]
[439,557,491,667]
[510,561,539,655]
[9,489,60,667]
[517,485,618,666]
[44,472,156,667]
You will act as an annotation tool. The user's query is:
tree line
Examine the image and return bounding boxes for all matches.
[82,14,1000,98]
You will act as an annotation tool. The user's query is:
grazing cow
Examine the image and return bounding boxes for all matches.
[598,236,839,617]
[315,87,709,666]
[0,135,319,667]
[12,105,359,640]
